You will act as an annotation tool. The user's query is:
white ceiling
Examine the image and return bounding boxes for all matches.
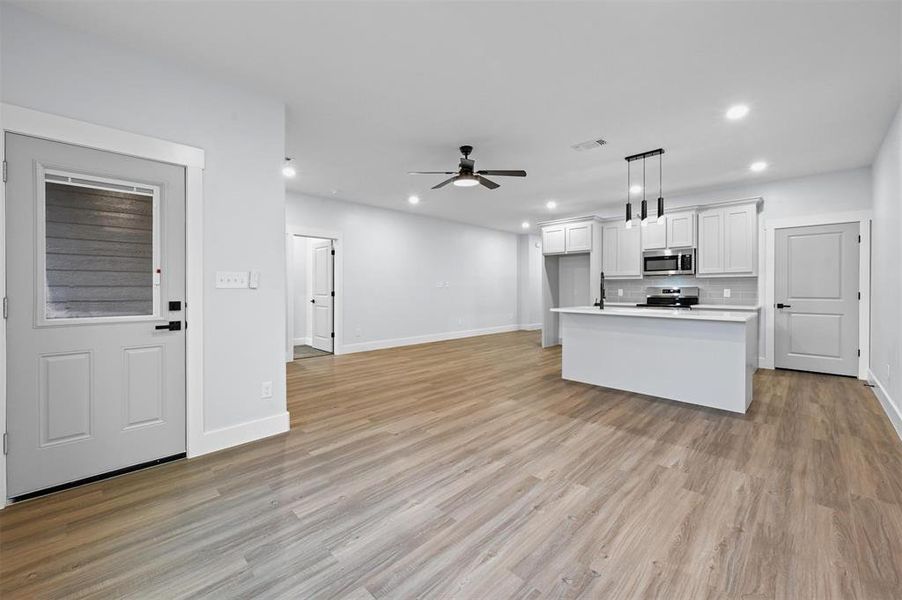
[14,1,902,232]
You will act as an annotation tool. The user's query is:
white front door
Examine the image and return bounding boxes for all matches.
[5,133,187,498]
[775,222,859,376]
[310,240,334,352]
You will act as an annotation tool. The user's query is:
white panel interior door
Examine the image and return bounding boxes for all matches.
[5,133,186,498]
[310,239,334,352]
[775,222,859,376]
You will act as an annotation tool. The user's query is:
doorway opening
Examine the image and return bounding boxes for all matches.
[287,235,335,360]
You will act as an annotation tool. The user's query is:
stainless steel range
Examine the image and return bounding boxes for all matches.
[636,286,699,308]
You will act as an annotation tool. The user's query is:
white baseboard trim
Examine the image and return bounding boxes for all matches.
[758,356,772,369]
[341,324,520,354]
[292,337,312,346]
[188,410,290,458]
[868,370,902,442]
[519,322,542,331]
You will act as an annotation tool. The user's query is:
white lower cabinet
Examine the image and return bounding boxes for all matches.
[602,221,642,278]
[697,201,757,276]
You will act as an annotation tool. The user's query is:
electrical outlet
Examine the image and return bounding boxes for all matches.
[723,288,731,298]
[261,381,273,399]
[618,289,623,297]
[354,327,362,338]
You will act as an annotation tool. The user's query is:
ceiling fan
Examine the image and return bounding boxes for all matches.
[409,145,527,190]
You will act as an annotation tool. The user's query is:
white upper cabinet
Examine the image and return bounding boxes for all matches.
[602,221,642,278]
[542,226,566,255]
[641,220,667,250]
[542,221,593,255]
[565,222,592,253]
[640,210,695,251]
[667,211,696,248]
[722,203,757,273]
[697,201,758,276]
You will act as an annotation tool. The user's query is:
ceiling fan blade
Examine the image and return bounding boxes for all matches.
[476,175,500,189]
[431,176,458,189]
[476,170,527,177]
[409,171,455,175]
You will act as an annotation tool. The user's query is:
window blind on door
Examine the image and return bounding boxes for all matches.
[44,182,154,319]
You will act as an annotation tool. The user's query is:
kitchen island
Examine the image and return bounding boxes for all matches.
[550,306,758,413]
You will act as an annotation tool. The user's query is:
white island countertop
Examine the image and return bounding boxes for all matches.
[551,305,756,323]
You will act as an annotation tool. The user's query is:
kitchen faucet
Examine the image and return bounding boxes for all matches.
[594,271,605,310]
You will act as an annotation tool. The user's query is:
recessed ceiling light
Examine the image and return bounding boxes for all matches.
[408,195,420,205]
[726,104,750,120]
[749,161,768,172]
[521,221,530,229]
[546,200,557,210]
[281,158,297,178]
[629,185,642,194]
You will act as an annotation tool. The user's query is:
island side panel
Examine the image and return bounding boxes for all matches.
[559,312,752,413]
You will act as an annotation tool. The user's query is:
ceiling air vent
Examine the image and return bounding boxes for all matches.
[571,138,608,152]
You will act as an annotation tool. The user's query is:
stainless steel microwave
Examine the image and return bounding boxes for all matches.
[643,249,695,276]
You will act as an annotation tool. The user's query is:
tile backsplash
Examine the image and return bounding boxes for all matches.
[607,276,758,306]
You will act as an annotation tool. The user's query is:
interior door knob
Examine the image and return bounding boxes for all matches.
[776,303,792,309]
[310,299,315,304]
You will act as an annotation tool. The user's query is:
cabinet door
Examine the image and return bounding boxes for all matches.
[667,212,695,248]
[542,226,565,255]
[723,204,757,273]
[565,222,592,253]
[641,219,666,250]
[602,223,620,275]
[618,224,642,277]
[697,208,724,274]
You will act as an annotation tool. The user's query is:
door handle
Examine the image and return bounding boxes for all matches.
[310,299,315,304]
[776,303,792,309]
[155,321,182,331]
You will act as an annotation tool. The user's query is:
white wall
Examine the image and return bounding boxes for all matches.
[1,8,288,436]
[871,102,902,436]
[517,234,543,328]
[286,193,519,351]
[291,237,310,344]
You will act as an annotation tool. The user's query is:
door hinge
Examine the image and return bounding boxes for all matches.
[331,291,335,297]
[858,349,861,357]
[2,432,7,456]
[858,291,861,300]
[2,297,7,319]
[331,332,335,338]
[858,234,861,243]
[1,160,7,183]
[331,249,335,256]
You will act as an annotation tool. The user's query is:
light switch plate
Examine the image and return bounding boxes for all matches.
[618,289,624,297]
[216,271,249,289]
[723,288,731,298]
[261,381,273,399]
[249,271,260,289]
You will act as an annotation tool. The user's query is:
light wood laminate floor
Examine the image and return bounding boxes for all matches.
[2,331,902,599]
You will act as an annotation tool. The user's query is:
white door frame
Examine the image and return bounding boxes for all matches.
[285,227,343,358]
[0,103,205,507]
[764,210,871,379]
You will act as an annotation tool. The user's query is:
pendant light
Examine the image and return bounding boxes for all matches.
[624,148,666,228]
[657,151,665,224]
[624,160,633,229]
[640,157,648,227]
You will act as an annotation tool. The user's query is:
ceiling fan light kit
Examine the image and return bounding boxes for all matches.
[409,145,526,191]
[625,148,665,228]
